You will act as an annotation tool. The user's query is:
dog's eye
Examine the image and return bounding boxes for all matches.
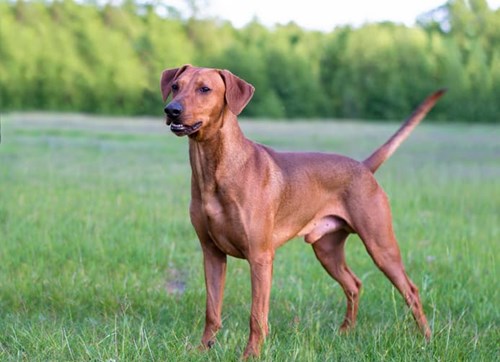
[171,83,179,91]
[199,86,211,93]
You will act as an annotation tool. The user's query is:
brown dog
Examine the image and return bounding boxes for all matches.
[160,65,444,358]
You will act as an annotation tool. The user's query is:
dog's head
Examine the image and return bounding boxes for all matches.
[160,65,255,139]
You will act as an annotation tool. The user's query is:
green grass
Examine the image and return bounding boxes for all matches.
[0,113,498,361]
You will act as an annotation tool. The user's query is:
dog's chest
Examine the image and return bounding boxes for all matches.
[201,193,249,258]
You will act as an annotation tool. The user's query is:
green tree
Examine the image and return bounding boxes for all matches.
[0,0,499,122]
[321,24,439,120]
[214,41,285,118]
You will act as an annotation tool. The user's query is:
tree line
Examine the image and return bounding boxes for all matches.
[0,0,499,122]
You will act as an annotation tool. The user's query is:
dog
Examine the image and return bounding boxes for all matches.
[160,64,444,358]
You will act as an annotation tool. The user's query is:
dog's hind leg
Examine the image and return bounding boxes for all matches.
[312,230,362,331]
[352,191,431,340]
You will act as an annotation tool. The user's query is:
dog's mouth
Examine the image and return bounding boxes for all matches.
[170,121,202,136]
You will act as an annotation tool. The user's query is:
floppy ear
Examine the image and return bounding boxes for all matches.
[160,64,191,101]
[219,69,255,115]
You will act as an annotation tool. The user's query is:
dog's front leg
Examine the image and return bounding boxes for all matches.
[199,241,227,350]
[243,253,274,358]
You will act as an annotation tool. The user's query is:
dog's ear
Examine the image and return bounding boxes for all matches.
[160,65,191,101]
[219,69,255,116]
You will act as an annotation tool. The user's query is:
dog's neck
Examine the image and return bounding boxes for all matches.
[188,113,254,191]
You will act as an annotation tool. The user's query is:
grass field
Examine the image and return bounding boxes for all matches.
[0,113,498,361]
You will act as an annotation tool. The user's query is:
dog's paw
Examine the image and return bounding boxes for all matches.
[197,339,215,352]
[339,320,355,334]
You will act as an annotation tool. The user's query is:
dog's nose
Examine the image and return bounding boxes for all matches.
[165,101,183,119]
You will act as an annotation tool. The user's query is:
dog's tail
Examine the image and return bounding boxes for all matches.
[363,89,446,173]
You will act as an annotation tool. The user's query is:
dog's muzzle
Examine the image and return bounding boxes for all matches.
[164,101,202,136]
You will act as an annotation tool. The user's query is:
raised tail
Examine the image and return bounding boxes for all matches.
[363,89,446,173]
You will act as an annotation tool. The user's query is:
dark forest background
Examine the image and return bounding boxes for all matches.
[1,0,499,122]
